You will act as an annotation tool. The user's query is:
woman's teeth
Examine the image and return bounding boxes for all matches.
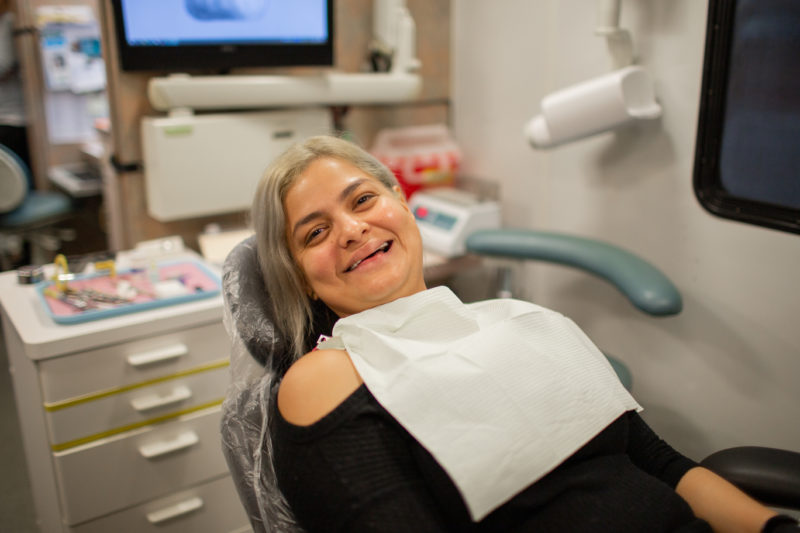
[347,242,391,272]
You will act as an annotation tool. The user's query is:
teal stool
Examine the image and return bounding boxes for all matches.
[0,144,73,270]
[466,228,683,390]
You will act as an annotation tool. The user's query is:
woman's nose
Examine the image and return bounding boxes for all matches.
[337,214,368,246]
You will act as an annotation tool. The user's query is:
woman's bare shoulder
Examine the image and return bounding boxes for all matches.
[277,349,364,426]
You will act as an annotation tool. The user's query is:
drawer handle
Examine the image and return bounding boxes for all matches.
[130,385,193,412]
[146,496,204,524]
[127,344,188,367]
[138,431,199,459]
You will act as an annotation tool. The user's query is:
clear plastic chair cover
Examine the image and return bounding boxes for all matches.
[220,235,337,532]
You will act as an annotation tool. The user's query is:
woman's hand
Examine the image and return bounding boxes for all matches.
[676,466,779,533]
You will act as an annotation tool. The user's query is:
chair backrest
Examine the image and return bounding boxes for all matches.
[220,235,336,532]
[0,143,29,214]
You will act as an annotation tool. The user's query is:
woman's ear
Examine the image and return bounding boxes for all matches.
[392,185,409,205]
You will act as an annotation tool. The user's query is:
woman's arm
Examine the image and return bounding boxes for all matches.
[625,412,780,532]
[675,466,777,533]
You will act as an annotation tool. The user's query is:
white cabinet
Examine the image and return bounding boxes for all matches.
[69,475,249,533]
[0,261,249,532]
[53,407,228,524]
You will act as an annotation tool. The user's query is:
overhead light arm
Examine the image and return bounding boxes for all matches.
[595,0,635,69]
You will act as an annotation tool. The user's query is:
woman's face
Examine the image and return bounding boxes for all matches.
[284,157,426,317]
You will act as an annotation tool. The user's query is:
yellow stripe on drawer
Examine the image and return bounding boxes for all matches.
[43,359,230,412]
[50,399,224,452]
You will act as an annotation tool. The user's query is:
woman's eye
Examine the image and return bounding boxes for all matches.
[356,193,375,206]
[305,227,324,244]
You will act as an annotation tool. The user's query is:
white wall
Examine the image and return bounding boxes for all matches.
[452,0,800,460]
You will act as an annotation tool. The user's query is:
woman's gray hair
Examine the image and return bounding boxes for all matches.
[251,135,399,360]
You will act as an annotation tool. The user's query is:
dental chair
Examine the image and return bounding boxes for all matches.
[467,228,684,391]
[221,233,800,532]
[465,228,800,511]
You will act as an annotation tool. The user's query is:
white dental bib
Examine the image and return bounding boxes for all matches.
[318,286,641,521]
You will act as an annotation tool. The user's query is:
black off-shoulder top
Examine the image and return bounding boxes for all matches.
[270,384,711,533]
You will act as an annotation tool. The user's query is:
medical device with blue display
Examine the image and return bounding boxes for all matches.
[110,0,333,71]
[409,189,501,258]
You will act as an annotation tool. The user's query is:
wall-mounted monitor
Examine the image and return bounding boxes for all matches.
[694,0,800,235]
[109,0,334,72]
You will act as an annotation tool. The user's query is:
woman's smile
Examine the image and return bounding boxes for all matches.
[345,240,393,273]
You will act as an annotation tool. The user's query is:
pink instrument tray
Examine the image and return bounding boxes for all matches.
[36,259,221,325]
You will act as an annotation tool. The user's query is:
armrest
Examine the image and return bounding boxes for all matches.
[701,446,800,510]
[465,229,682,316]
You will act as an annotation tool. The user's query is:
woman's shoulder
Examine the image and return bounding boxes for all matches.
[277,348,364,426]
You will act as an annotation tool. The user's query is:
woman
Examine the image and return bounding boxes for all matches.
[251,135,791,532]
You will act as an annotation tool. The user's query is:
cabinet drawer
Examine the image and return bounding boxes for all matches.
[46,365,229,448]
[54,406,228,526]
[40,321,228,403]
[69,474,250,533]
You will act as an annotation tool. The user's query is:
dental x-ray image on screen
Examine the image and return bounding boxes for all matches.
[110,0,333,71]
[185,0,269,21]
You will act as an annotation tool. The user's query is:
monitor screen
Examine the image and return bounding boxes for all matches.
[693,0,800,235]
[110,0,333,71]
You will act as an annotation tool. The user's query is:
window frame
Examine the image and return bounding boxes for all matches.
[693,0,800,235]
